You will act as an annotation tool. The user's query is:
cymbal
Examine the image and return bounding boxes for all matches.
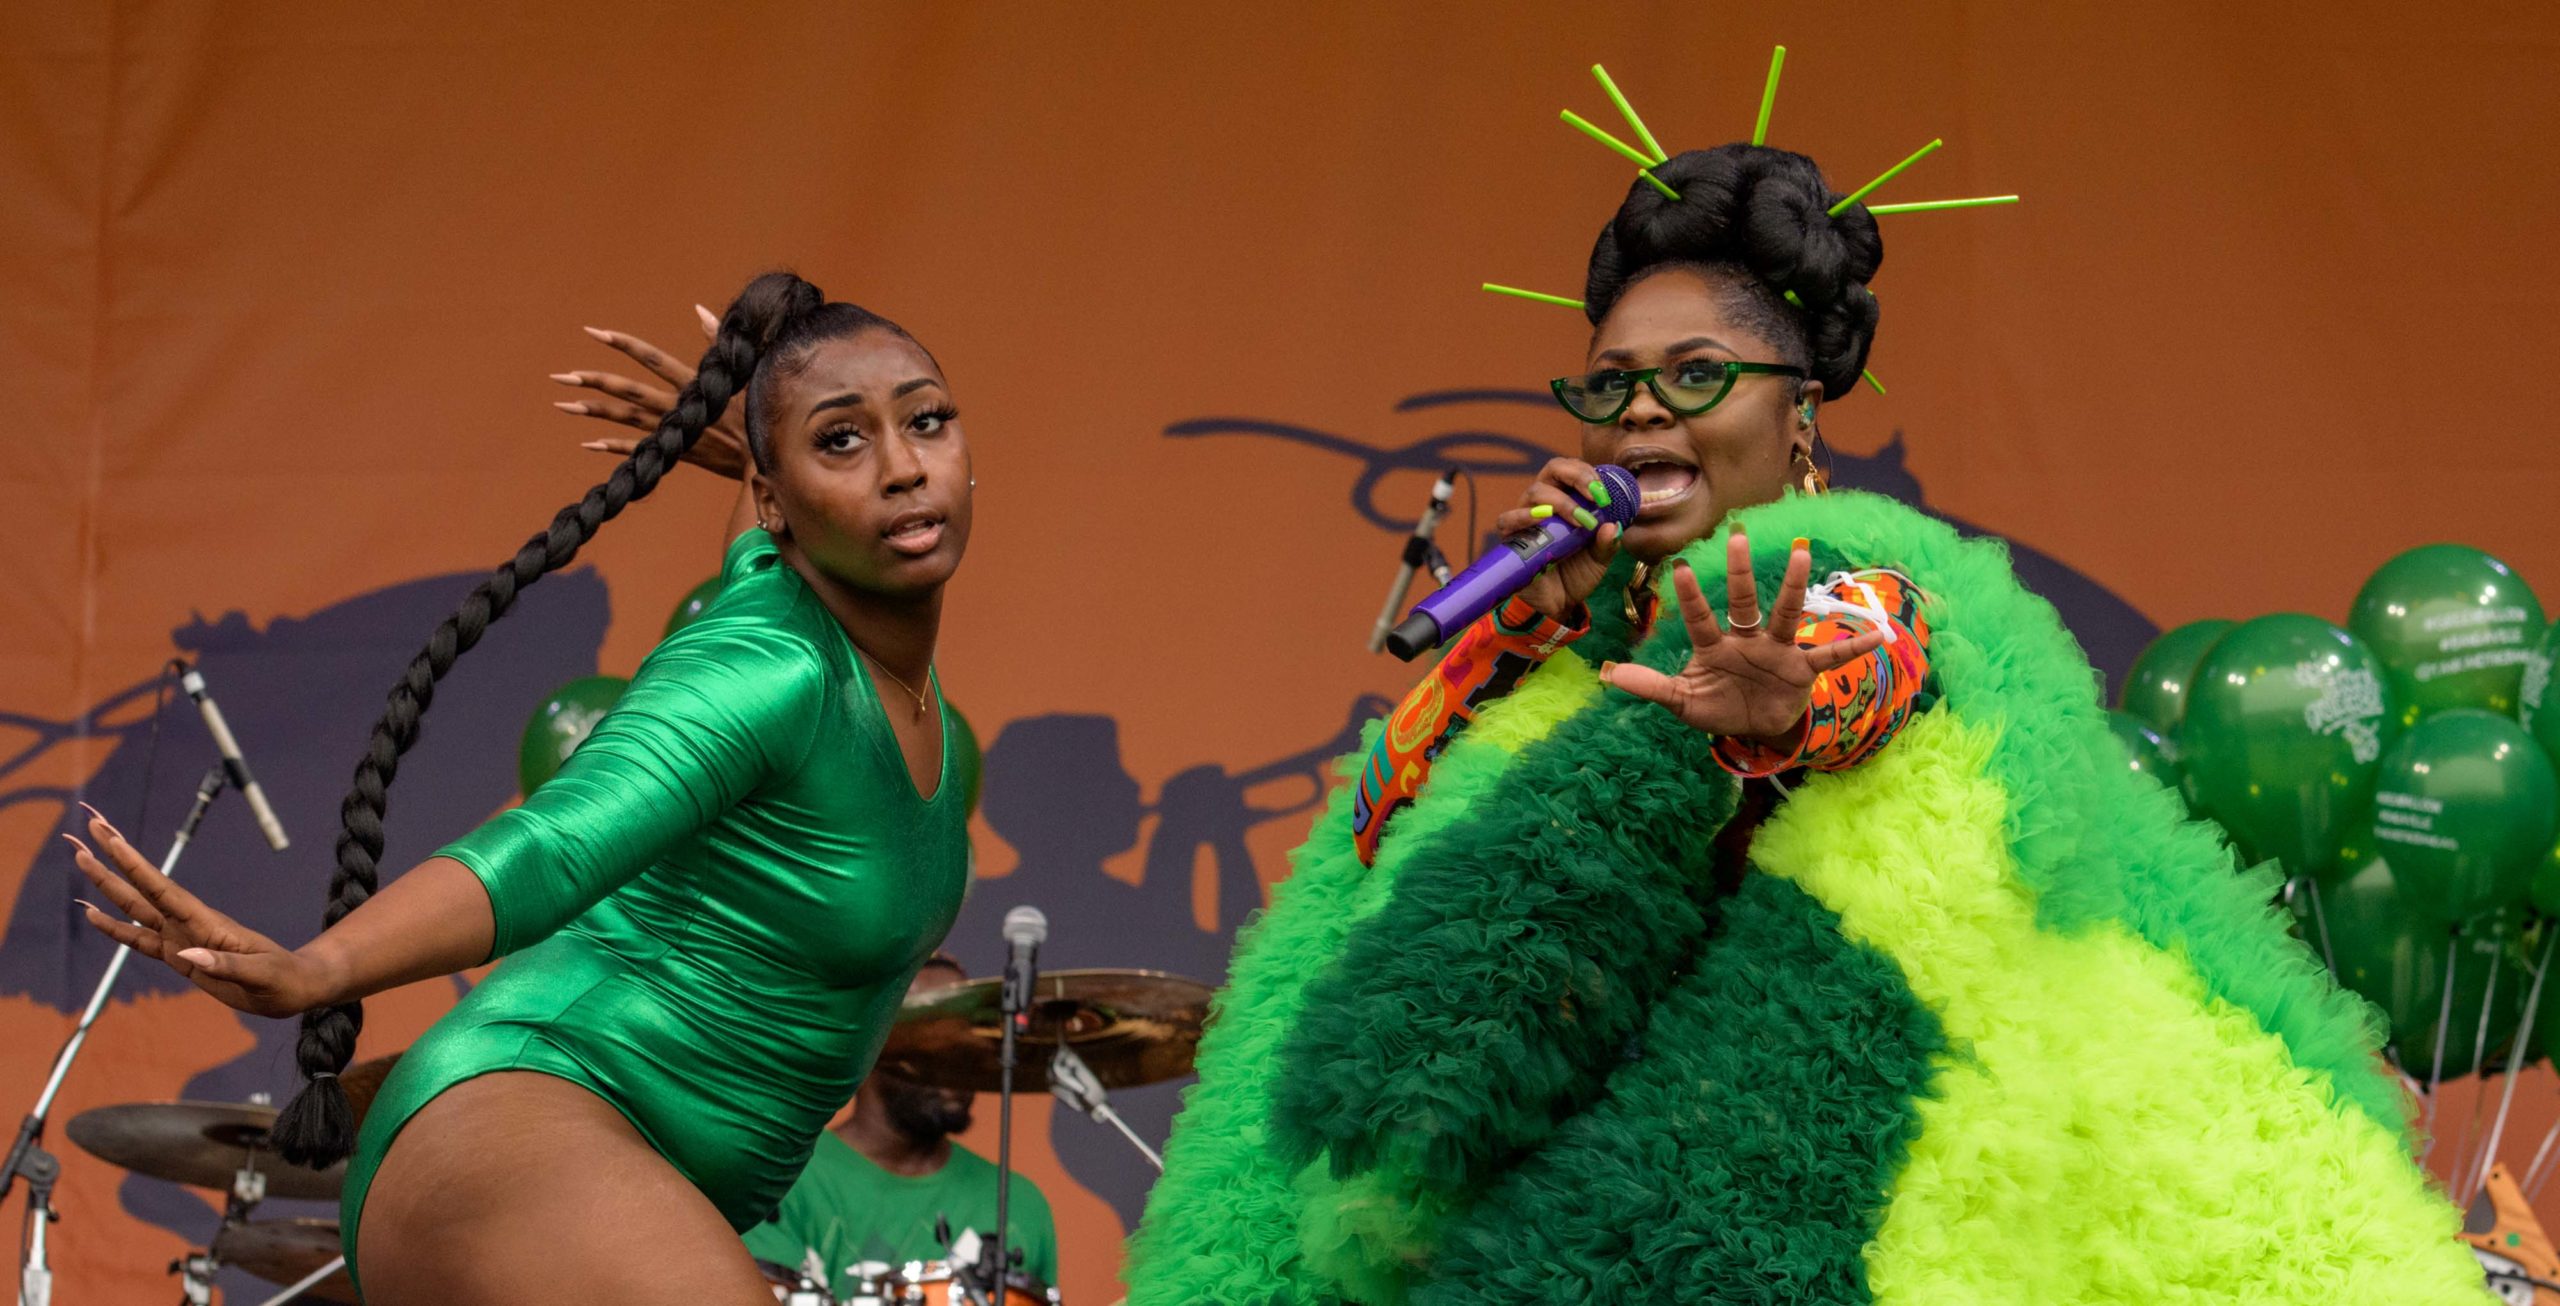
[875,968,1212,1093]
[65,1102,344,1201]
[212,1218,357,1305]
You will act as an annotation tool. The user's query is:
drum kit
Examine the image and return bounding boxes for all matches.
[58,969,1208,1305]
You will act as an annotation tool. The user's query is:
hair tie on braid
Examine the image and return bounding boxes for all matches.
[265,270,828,1168]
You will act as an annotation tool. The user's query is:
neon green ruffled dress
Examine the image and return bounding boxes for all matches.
[338,530,976,1293]
[1130,491,2483,1305]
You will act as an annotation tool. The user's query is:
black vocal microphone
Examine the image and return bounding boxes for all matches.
[179,665,290,851]
[1367,469,1461,654]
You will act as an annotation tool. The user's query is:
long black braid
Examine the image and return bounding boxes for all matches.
[268,271,828,1167]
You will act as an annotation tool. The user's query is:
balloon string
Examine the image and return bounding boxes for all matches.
[2469,929,2556,1206]
[2523,1115,2560,1198]
[2299,875,2338,973]
[2422,934,2458,1161]
[2445,946,2502,1197]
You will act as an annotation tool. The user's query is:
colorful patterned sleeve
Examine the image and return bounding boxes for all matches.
[1713,567,1933,778]
[1350,595,1586,866]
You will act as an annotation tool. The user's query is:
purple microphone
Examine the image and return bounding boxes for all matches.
[1383,463,1642,661]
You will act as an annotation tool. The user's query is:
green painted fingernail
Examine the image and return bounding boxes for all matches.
[1573,508,1599,530]
[1530,505,1554,521]
[1587,478,1611,507]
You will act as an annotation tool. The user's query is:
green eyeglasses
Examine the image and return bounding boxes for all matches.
[1550,359,1809,424]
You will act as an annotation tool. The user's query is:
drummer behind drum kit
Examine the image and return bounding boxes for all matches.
[61,969,1209,1305]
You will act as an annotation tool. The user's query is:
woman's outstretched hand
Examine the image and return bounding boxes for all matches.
[551,305,751,482]
[1599,530,1885,742]
[66,805,335,1018]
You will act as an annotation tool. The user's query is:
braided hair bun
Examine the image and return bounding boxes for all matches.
[1583,144,1883,400]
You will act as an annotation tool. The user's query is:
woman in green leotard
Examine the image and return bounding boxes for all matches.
[67,271,978,1305]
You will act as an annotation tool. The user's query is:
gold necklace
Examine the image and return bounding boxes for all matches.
[858,648,934,720]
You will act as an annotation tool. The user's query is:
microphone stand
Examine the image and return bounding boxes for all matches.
[1365,470,1459,653]
[1048,1044,1161,1171]
[988,949,1033,1306]
[7,766,228,1306]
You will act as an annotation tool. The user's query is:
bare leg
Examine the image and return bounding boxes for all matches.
[354,1072,774,1306]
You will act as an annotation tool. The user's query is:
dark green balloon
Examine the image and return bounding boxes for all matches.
[2118,619,2235,736]
[2180,614,2391,880]
[2351,708,2560,923]
[517,674,629,795]
[663,575,725,639]
[2104,711,2174,784]
[2309,853,2531,1080]
[2523,620,2560,769]
[2532,838,2560,918]
[2348,544,2545,728]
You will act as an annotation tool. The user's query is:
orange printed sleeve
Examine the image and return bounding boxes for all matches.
[1713,567,1933,778]
[1349,596,1584,866]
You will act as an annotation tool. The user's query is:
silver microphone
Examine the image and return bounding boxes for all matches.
[1366,469,1460,653]
[1000,906,1047,1015]
[178,666,289,851]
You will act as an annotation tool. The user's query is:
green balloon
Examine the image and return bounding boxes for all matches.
[2309,853,2531,1079]
[2349,708,2560,923]
[518,674,629,795]
[2180,614,2391,879]
[2532,838,2560,918]
[2104,711,2175,784]
[2348,544,2545,728]
[663,575,725,638]
[2523,619,2560,768]
[2118,619,2235,736]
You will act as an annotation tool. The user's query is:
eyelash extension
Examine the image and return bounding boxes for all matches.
[913,403,960,428]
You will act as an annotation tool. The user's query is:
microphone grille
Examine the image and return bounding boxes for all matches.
[1594,464,1643,528]
[1002,905,1049,947]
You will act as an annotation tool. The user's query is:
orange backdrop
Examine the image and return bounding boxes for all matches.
[6,3,2560,1301]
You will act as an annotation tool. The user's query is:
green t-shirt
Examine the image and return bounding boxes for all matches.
[742,1132,1059,1298]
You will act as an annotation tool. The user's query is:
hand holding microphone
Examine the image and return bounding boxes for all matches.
[1384,460,1641,660]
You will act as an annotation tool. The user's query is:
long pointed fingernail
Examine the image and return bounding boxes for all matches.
[548,372,581,385]
[1572,508,1599,530]
[1587,478,1612,507]
[696,305,721,333]
[1529,505,1554,521]
[581,326,613,343]
[579,440,611,450]
[177,948,216,968]
[60,833,91,856]
[554,401,589,415]
[71,899,100,916]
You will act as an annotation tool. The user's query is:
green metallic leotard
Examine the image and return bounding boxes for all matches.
[338,530,977,1292]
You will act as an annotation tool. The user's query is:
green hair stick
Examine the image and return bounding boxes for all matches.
[1560,110,1683,198]
[1591,64,1667,163]
[1867,194,2020,215]
[1751,45,1786,146]
[1829,138,1943,215]
[1482,283,1586,309]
